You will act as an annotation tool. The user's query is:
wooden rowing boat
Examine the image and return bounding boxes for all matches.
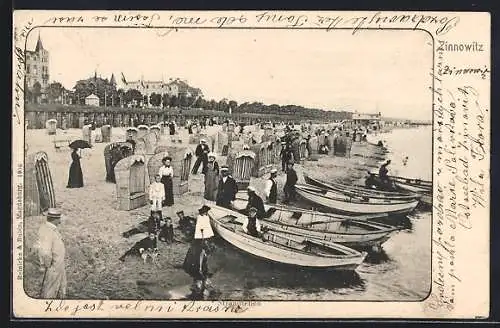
[375,174,433,206]
[303,173,419,201]
[230,191,391,222]
[227,194,398,247]
[394,181,431,193]
[261,206,399,249]
[371,173,432,190]
[295,184,419,215]
[208,205,367,270]
[394,182,432,206]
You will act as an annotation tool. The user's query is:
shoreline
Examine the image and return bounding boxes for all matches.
[23,127,388,300]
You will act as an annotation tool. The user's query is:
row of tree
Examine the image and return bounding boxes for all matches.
[25,76,352,120]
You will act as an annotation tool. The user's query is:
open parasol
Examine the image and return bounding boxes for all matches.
[69,139,92,149]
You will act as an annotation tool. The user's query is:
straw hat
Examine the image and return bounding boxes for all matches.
[198,205,211,214]
[46,208,62,220]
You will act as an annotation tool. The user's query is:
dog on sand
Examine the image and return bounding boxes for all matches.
[139,247,161,267]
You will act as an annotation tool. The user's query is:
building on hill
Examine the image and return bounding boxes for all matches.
[72,72,119,106]
[25,33,50,103]
[351,111,384,130]
[120,74,203,101]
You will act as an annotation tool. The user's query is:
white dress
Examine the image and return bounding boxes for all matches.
[194,214,214,239]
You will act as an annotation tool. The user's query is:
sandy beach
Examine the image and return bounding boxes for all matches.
[23,125,398,300]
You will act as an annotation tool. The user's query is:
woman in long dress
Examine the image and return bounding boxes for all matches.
[203,153,219,201]
[158,156,174,207]
[67,148,84,188]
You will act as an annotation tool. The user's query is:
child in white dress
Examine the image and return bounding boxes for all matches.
[149,174,165,212]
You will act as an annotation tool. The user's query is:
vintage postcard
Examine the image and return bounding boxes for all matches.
[12,10,490,319]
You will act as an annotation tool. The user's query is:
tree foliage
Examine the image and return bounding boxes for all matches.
[123,89,143,106]
[63,74,352,121]
[149,93,162,107]
[32,82,42,104]
[72,76,117,106]
[47,82,64,103]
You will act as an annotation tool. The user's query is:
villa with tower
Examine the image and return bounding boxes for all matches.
[25,33,49,103]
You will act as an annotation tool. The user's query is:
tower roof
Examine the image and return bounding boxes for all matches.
[110,73,116,85]
[35,33,44,52]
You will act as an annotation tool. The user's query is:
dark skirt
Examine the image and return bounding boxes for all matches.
[67,160,84,188]
[161,176,174,206]
[183,240,209,280]
[192,157,202,174]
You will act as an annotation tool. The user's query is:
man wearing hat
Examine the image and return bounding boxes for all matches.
[176,210,196,239]
[193,138,211,175]
[280,142,293,173]
[283,161,298,204]
[245,186,266,220]
[216,165,238,208]
[264,168,279,204]
[242,207,262,238]
[378,159,392,190]
[36,208,67,299]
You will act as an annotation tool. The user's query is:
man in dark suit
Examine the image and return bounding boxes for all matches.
[216,166,238,208]
[280,142,293,172]
[245,186,266,219]
[192,139,210,174]
[176,210,196,240]
[158,217,174,244]
[283,161,298,204]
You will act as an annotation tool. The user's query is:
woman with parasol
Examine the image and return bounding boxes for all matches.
[66,140,89,188]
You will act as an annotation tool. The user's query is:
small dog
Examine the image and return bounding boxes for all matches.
[139,248,161,267]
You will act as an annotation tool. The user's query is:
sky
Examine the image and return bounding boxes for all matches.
[26,27,433,120]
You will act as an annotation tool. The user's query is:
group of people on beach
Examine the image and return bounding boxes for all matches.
[115,128,303,297]
[40,120,349,300]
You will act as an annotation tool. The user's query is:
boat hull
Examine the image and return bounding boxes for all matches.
[395,182,432,206]
[395,181,431,193]
[295,185,419,215]
[261,219,395,249]
[231,191,390,221]
[304,174,419,201]
[209,206,366,270]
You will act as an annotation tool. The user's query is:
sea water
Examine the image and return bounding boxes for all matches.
[208,126,432,301]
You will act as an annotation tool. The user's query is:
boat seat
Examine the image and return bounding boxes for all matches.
[269,210,283,222]
[266,208,277,217]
